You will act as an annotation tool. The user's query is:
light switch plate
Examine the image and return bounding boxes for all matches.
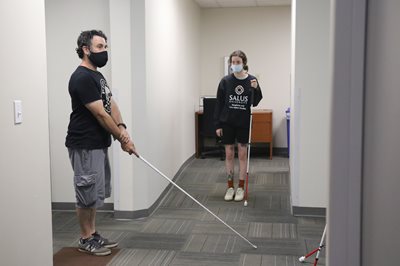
[14,100,22,124]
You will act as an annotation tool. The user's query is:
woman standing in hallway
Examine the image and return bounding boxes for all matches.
[214,50,263,201]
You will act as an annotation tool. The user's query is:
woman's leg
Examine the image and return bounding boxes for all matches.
[225,144,235,184]
[224,144,235,200]
[238,143,248,183]
[234,143,248,201]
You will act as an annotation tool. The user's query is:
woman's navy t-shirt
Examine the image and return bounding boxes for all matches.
[214,73,263,129]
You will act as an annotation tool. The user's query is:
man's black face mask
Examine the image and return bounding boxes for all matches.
[89,50,108,68]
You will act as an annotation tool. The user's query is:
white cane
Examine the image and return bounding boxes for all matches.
[244,85,255,207]
[135,154,257,249]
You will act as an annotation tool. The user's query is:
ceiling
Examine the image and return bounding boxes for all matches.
[194,0,291,8]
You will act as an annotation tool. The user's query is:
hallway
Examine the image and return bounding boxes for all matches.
[53,157,325,265]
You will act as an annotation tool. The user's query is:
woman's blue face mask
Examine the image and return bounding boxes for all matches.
[231,64,243,73]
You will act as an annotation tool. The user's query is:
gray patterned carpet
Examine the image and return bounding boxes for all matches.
[53,157,326,265]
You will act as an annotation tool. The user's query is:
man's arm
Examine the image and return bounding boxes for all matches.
[86,99,136,155]
[85,100,125,142]
[110,98,126,127]
[110,98,130,142]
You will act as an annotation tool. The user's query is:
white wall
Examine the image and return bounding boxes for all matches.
[110,0,201,211]
[109,0,202,211]
[291,0,331,208]
[0,0,53,265]
[140,0,201,208]
[362,0,400,264]
[45,0,112,203]
[109,0,136,210]
[200,6,291,148]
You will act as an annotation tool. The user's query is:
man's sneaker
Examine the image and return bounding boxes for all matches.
[92,231,118,248]
[78,237,111,256]
[224,187,235,201]
[234,187,244,201]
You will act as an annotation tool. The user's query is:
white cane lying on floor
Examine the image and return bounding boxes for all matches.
[135,154,258,249]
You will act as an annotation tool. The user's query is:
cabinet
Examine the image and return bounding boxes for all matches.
[251,109,273,159]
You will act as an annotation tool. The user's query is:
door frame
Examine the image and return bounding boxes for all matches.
[328,0,366,265]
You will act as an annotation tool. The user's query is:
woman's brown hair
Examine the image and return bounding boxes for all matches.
[228,50,248,67]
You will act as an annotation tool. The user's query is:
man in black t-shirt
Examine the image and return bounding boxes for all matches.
[66,30,136,256]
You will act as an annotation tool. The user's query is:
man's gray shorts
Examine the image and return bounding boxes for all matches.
[68,148,111,208]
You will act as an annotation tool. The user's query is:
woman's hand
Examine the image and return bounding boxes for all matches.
[250,79,258,89]
[216,128,223,137]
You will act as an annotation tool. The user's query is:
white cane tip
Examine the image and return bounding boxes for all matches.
[252,245,257,249]
[244,200,248,207]
[299,256,305,262]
